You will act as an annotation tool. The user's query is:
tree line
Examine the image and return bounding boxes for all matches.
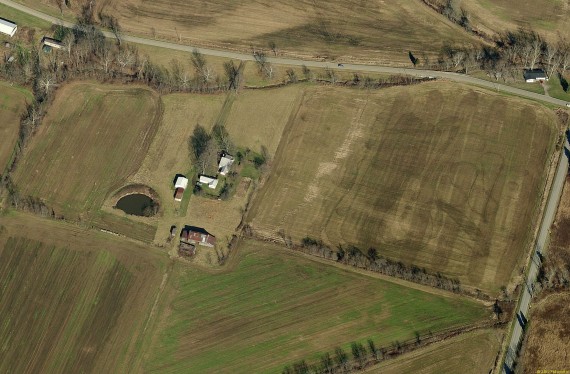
[295,236,463,295]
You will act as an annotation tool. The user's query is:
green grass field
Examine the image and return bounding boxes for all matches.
[0,82,31,173]
[0,213,167,374]
[248,82,558,294]
[144,239,488,373]
[12,82,161,220]
[0,2,51,29]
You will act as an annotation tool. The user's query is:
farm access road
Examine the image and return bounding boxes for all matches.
[501,139,570,374]
[1,0,569,108]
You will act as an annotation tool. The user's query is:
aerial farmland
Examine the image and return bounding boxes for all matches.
[0,1,569,373]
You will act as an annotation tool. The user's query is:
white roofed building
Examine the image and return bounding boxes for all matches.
[198,175,218,189]
[218,153,235,176]
[174,176,189,201]
[0,19,17,37]
[42,36,66,50]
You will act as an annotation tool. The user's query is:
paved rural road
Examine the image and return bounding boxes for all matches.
[2,0,569,108]
[501,139,569,374]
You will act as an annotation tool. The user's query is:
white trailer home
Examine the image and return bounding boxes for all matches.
[0,18,17,37]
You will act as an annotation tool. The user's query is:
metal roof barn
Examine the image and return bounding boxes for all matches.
[0,18,17,37]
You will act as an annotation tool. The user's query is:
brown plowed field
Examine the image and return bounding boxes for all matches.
[248,82,558,293]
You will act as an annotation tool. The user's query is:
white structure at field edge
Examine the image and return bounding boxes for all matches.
[0,19,17,37]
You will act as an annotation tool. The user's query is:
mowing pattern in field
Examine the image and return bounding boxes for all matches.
[456,0,570,41]
[0,82,30,172]
[370,328,502,374]
[224,85,305,155]
[31,0,477,64]
[145,239,487,373]
[12,83,161,218]
[248,83,557,293]
[0,236,152,374]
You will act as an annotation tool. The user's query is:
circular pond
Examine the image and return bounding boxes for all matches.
[115,194,158,217]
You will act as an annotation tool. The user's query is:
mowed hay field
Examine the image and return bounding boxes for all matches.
[0,213,167,374]
[458,0,570,41]
[248,82,558,293]
[145,239,488,373]
[0,82,31,172]
[12,82,161,219]
[367,328,503,374]
[27,0,478,64]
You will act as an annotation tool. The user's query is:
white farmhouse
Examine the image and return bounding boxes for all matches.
[523,69,548,83]
[0,19,17,37]
[218,153,234,176]
[198,175,218,189]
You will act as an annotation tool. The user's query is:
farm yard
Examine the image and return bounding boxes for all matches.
[12,82,161,220]
[0,82,31,173]
[0,212,166,374]
[247,82,559,294]
[144,239,489,373]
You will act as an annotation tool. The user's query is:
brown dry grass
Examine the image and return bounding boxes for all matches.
[0,82,31,172]
[366,328,503,374]
[521,291,570,372]
[459,0,570,42]
[0,211,167,374]
[23,0,479,64]
[248,82,558,294]
[12,82,161,220]
[224,84,305,155]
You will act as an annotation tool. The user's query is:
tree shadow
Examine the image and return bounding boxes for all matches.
[559,73,569,93]
[408,51,418,67]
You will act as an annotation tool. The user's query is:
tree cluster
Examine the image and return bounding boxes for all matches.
[424,28,570,86]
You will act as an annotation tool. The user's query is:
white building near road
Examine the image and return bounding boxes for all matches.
[42,36,66,50]
[0,19,17,37]
[198,175,218,189]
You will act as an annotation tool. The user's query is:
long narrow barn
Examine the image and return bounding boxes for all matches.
[0,18,17,37]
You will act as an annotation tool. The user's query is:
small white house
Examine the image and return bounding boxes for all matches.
[218,153,234,176]
[198,175,218,189]
[42,36,66,50]
[523,69,548,83]
[174,176,189,201]
[0,19,17,37]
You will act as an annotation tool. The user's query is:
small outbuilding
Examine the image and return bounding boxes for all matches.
[180,226,216,247]
[41,36,66,50]
[178,241,196,257]
[218,153,235,176]
[524,69,548,83]
[0,18,17,37]
[174,175,189,201]
[198,175,218,189]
